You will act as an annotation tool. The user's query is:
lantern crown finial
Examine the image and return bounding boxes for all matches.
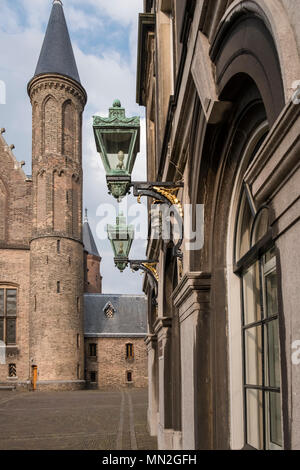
[113,99,121,108]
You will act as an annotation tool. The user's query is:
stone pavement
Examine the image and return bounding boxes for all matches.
[0,388,157,450]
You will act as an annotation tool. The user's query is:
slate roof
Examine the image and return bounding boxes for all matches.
[34,1,81,84]
[84,294,148,337]
[83,221,100,257]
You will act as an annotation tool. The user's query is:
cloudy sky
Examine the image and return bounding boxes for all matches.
[0,0,148,294]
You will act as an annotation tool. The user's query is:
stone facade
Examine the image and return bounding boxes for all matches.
[138,0,300,450]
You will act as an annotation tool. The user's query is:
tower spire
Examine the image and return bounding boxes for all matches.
[33,0,80,83]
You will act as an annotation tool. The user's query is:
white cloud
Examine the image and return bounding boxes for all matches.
[71,0,143,26]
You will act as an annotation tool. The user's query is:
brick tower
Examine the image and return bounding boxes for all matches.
[28,0,87,390]
[83,209,102,294]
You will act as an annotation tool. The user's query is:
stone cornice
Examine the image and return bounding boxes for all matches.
[0,244,30,251]
[27,73,87,106]
[154,317,172,335]
[244,100,300,204]
[172,271,211,309]
[145,334,157,347]
[30,234,83,245]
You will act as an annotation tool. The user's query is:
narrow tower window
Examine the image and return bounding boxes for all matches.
[126,371,132,383]
[89,343,97,357]
[57,281,60,294]
[57,240,60,253]
[126,343,134,359]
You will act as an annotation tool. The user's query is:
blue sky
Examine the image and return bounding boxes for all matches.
[0,0,147,294]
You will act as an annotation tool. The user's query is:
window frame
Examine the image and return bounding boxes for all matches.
[89,343,97,358]
[126,342,134,360]
[234,199,283,450]
[0,285,18,346]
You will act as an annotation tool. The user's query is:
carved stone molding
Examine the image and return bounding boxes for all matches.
[172,271,211,323]
[191,31,231,124]
[145,333,157,352]
[28,74,87,106]
[244,101,300,205]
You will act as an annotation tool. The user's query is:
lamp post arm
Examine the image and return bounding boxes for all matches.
[129,259,159,298]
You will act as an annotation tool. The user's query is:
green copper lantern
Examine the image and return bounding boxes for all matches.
[107,212,135,272]
[93,100,140,201]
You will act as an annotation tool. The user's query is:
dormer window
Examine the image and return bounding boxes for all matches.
[103,301,115,318]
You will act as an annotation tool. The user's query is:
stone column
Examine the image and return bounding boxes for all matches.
[154,317,173,450]
[145,334,158,436]
[173,272,211,450]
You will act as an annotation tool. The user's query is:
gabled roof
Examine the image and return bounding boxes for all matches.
[84,294,147,337]
[83,220,100,258]
[34,1,81,84]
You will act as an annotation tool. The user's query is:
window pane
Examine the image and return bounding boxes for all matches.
[266,392,282,448]
[0,318,4,341]
[265,321,281,388]
[243,262,261,325]
[6,289,17,316]
[265,270,278,317]
[245,326,263,386]
[246,389,264,449]
[251,208,269,246]
[0,289,4,316]
[236,193,254,260]
[6,318,16,344]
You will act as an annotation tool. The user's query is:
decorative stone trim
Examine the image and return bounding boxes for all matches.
[154,317,172,335]
[172,272,211,323]
[244,100,300,205]
[28,74,87,106]
[191,31,231,123]
[145,333,157,347]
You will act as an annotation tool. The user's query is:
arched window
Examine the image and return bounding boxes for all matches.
[43,96,58,154]
[234,189,282,450]
[0,179,7,241]
[62,100,75,159]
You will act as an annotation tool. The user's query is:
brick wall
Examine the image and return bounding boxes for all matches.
[85,253,102,293]
[0,249,30,387]
[85,337,148,389]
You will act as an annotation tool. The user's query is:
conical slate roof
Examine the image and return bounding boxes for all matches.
[83,217,100,258]
[34,1,81,84]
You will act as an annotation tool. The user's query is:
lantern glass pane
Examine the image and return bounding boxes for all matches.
[101,132,133,173]
[113,239,130,257]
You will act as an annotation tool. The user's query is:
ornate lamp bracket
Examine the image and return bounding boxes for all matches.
[132,182,183,214]
[132,182,184,261]
[129,260,159,297]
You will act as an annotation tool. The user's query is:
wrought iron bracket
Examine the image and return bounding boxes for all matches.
[129,259,159,298]
[132,182,184,261]
[132,181,183,216]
